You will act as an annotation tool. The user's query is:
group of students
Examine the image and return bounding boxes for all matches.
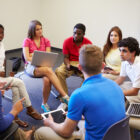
[0,20,140,140]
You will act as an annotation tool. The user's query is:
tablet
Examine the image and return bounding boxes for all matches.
[41,109,66,123]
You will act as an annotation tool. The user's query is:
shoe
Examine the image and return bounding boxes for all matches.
[57,103,68,111]
[14,117,28,128]
[61,95,69,105]
[41,103,50,112]
[27,106,43,120]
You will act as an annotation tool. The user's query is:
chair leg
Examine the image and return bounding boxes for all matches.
[130,128,135,140]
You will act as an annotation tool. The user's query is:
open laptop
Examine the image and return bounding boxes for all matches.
[31,51,59,67]
[126,101,140,117]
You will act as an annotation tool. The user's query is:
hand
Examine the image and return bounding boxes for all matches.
[0,81,7,90]
[0,71,5,77]
[5,84,12,90]
[66,64,71,71]
[10,98,25,117]
[43,114,54,127]
[108,70,119,75]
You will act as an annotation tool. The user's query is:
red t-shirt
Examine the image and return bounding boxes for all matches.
[63,36,92,61]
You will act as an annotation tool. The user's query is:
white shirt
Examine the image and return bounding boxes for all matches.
[0,42,5,71]
[120,56,140,88]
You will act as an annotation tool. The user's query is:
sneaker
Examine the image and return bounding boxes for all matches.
[41,103,50,112]
[57,103,68,111]
[61,95,69,105]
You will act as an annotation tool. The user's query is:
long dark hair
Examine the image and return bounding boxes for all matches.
[103,26,122,61]
[27,20,42,39]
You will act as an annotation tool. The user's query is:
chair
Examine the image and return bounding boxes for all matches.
[0,122,19,140]
[103,116,130,140]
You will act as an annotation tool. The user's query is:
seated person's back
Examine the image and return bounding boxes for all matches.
[68,74,125,139]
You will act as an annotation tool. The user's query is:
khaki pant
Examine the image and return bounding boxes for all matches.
[55,62,84,94]
[34,120,85,140]
[120,81,140,103]
[0,77,31,107]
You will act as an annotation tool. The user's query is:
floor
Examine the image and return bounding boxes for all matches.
[2,48,140,140]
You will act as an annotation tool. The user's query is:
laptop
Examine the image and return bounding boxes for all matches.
[126,101,140,117]
[31,51,58,67]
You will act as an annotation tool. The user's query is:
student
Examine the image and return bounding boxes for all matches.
[23,20,69,112]
[0,86,33,140]
[102,26,122,80]
[55,23,92,108]
[34,45,125,140]
[115,37,140,103]
[0,24,42,127]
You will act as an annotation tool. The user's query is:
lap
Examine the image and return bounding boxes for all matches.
[34,121,85,140]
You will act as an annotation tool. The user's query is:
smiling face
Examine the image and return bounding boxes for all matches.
[35,25,43,37]
[110,31,119,45]
[73,28,84,43]
[119,47,135,62]
[0,27,4,41]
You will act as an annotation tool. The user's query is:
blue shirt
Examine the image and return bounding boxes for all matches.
[0,91,14,132]
[67,74,125,140]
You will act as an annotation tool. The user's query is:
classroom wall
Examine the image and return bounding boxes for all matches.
[0,0,43,50]
[0,0,140,50]
[42,0,140,49]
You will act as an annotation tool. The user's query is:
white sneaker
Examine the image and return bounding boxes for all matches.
[57,103,68,111]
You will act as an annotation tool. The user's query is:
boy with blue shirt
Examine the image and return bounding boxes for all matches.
[34,45,125,140]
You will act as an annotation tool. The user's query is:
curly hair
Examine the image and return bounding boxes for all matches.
[118,37,140,56]
[103,26,122,61]
[0,24,4,30]
[74,23,86,34]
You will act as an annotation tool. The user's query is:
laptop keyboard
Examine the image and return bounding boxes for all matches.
[128,103,140,115]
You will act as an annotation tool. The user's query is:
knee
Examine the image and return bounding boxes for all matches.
[44,67,54,76]
[55,68,59,75]
[55,67,64,77]
[12,78,24,86]
[43,77,51,86]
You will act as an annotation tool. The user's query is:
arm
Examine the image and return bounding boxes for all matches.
[123,88,140,96]
[44,115,78,138]
[46,47,51,52]
[23,47,32,62]
[115,76,126,85]
[0,93,24,132]
[64,54,70,70]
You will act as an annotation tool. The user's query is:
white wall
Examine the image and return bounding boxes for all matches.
[0,0,140,50]
[0,0,43,50]
[42,0,140,49]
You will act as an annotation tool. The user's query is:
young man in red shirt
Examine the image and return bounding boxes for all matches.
[55,23,92,109]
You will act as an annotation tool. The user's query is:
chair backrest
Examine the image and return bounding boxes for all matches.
[0,122,19,140]
[103,116,130,140]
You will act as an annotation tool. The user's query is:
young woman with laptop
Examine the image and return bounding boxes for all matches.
[23,20,69,112]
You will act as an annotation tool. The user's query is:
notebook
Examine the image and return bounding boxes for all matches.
[41,109,66,123]
[31,51,58,67]
[126,101,140,117]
